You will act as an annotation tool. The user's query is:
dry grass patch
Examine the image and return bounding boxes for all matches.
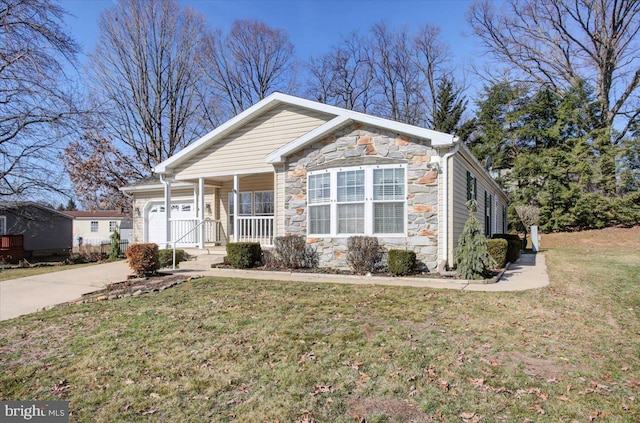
[1,227,639,421]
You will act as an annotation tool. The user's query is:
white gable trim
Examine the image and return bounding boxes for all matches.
[154,92,458,173]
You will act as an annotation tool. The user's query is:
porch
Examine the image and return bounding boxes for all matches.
[161,171,276,248]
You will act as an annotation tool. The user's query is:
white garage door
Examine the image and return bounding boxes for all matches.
[147,202,195,245]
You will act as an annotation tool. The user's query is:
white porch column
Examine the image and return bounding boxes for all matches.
[199,177,205,249]
[162,176,172,249]
[233,174,239,243]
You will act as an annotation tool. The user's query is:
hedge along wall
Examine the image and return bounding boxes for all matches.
[283,123,440,269]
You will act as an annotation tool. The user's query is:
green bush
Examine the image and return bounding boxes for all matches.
[388,249,416,276]
[126,243,160,277]
[158,249,186,268]
[455,200,493,280]
[492,234,521,263]
[487,239,508,268]
[226,242,262,269]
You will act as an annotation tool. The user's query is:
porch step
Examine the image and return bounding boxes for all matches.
[179,247,226,270]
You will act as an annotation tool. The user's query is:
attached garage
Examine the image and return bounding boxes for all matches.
[146,201,195,246]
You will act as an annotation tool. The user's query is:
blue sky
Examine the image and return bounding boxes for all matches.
[61,0,481,69]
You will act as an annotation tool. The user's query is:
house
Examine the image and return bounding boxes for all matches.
[121,93,509,270]
[0,202,73,259]
[65,210,132,247]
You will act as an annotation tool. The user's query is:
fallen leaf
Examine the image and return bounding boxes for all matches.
[149,393,160,399]
[140,408,157,415]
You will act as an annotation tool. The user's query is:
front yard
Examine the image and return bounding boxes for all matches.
[0,228,639,421]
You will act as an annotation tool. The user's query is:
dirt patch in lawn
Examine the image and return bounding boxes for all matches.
[541,226,640,249]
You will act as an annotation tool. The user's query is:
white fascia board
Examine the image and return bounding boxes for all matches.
[119,181,195,193]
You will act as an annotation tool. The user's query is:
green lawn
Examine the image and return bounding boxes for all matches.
[0,236,638,422]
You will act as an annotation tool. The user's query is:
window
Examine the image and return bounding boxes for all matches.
[373,168,405,234]
[254,191,274,215]
[308,165,406,236]
[90,221,99,233]
[502,205,507,233]
[181,205,191,212]
[308,174,331,235]
[337,170,365,234]
[466,171,477,201]
[228,191,274,235]
[109,221,118,233]
[484,191,493,237]
[0,216,6,235]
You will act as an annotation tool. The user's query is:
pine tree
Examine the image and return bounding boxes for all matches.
[108,229,121,261]
[454,200,494,280]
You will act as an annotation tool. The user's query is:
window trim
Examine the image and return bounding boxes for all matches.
[307,164,407,237]
[466,171,477,201]
[90,220,99,233]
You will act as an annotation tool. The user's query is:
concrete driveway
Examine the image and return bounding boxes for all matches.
[0,261,132,321]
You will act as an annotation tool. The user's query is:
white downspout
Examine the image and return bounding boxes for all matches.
[160,174,171,249]
[439,140,460,269]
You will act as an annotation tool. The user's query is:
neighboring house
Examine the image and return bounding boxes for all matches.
[66,210,132,247]
[0,202,73,258]
[121,93,508,270]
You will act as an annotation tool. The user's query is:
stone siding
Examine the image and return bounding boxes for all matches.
[283,124,440,270]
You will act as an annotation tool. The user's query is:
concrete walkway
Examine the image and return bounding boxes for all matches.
[0,261,131,321]
[181,252,550,292]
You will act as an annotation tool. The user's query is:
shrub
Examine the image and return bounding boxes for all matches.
[226,242,262,269]
[346,236,381,275]
[126,243,160,277]
[455,200,493,280]
[158,249,186,269]
[492,234,521,263]
[487,239,508,268]
[273,235,318,269]
[388,249,416,276]
[108,229,121,261]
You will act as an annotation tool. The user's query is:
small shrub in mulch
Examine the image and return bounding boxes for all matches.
[347,236,381,275]
[388,249,416,276]
[226,242,262,269]
[487,238,508,268]
[126,243,160,276]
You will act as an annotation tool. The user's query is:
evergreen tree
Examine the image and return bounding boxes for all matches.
[432,76,468,135]
[108,229,121,261]
[454,200,494,280]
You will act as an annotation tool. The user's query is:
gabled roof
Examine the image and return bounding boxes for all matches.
[153,93,458,173]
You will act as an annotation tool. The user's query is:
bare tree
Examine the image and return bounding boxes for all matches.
[370,22,425,125]
[0,0,79,199]
[468,0,640,138]
[306,32,375,112]
[85,0,211,173]
[200,19,296,119]
[305,22,466,130]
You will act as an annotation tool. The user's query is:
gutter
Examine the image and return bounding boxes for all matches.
[438,139,460,269]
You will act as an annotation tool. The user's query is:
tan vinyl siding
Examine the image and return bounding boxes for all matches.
[173,105,333,179]
[450,150,509,263]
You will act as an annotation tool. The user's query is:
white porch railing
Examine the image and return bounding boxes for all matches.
[236,216,274,245]
[170,219,222,245]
